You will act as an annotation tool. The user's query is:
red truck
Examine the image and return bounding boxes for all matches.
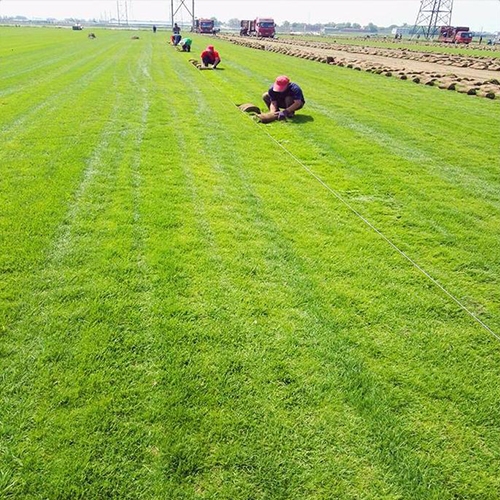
[438,26,473,44]
[240,18,275,38]
[195,18,215,34]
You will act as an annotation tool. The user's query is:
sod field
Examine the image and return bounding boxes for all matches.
[1,26,500,499]
[280,33,500,58]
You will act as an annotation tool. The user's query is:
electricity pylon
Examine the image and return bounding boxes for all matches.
[171,0,195,30]
[116,1,130,26]
[412,0,454,39]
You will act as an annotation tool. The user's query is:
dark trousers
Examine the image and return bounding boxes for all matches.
[182,45,191,52]
[202,56,219,68]
[262,92,304,111]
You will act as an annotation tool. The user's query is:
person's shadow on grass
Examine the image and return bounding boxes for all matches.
[290,115,314,124]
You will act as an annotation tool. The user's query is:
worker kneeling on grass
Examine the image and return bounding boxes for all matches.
[200,45,221,69]
[179,37,192,52]
[263,75,305,120]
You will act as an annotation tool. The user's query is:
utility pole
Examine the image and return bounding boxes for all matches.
[412,0,454,39]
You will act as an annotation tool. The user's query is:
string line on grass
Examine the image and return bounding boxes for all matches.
[203,70,499,343]
[256,125,500,342]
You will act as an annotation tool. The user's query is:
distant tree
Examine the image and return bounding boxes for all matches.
[336,22,351,30]
[211,17,221,27]
[302,23,318,32]
[280,20,290,31]
[366,22,378,33]
[227,18,240,28]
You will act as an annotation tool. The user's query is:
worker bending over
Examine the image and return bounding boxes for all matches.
[263,75,305,119]
[179,37,192,52]
[200,45,221,69]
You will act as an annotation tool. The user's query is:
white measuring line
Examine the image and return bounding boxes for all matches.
[200,67,499,342]
[257,121,500,342]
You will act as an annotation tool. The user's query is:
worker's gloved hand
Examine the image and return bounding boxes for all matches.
[277,110,288,120]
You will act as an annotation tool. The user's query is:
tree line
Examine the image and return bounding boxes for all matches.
[220,18,381,33]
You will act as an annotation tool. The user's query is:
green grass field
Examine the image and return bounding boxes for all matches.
[1,26,500,499]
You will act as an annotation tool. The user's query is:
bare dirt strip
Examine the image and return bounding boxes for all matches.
[223,36,500,99]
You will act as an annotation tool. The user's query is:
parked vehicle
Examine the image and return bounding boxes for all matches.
[195,18,215,34]
[240,18,275,38]
[438,26,473,44]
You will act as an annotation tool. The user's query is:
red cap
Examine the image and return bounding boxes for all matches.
[273,75,290,92]
[207,45,215,51]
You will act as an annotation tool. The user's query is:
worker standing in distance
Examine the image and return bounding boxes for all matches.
[172,23,181,45]
[263,75,305,119]
[200,45,221,69]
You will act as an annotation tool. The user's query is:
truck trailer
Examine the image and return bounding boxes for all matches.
[240,18,275,38]
[438,26,473,44]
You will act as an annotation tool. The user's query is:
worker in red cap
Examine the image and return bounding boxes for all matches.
[263,75,305,119]
[200,45,221,69]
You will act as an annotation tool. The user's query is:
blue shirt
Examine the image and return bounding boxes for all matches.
[268,82,305,103]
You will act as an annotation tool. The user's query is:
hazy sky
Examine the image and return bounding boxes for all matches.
[1,0,499,31]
